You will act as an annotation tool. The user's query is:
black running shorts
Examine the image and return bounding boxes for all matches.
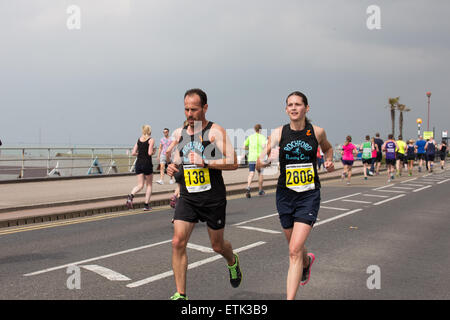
[174,197,226,230]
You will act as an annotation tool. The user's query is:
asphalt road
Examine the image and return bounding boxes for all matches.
[1,169,449,300]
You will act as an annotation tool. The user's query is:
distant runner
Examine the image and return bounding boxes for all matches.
[439,140,447,170]
[126,125,155,211]
[396,135,407,177]
[406,139,416,176]
[382,134,398,183]
[244,124,267,198]
[360,135,374,181]
[415,136,426,172]
[425,138,436,173]
[341,135,357,185]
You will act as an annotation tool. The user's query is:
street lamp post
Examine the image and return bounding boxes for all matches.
[416,118,422,138]
[426,91,431,131]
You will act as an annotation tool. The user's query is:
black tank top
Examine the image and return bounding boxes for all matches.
[277,122,321,190]
[177,121,226,207]
[137,138,153,164]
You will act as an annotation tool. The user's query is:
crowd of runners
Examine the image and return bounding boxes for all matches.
[123,88,447,300]
[339,133,447,185]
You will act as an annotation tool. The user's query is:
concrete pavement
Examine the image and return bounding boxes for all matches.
[0,162,368,228]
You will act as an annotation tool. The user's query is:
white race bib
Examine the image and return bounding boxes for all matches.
[183,165,211,193]
[285,163,315,192]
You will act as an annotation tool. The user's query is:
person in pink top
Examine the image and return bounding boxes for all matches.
[341,135,357,185]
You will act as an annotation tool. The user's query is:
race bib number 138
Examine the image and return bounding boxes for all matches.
[285,163,315,192]
[184,165,211,193]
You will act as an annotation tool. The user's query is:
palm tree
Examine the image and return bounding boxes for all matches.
[397,103,411,139]
[388,97,400,136]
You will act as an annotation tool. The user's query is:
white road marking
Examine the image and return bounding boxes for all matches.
[314,209,363,227]
[400,178,417,183]
[187,243,215,253]
[24,239,173,277]
[437,179,450,184]
[126,241,266,288]
[81,265,131,281]
[413,185,433,192]
[320,206,349,211]
[391,186,414,190]
[401,183,430,187]
[373,185,393,191]
[342,199,372,204]
[362,194,389,198]
[373,194,405,205]
[233,213,278,226]
[236,226,282,234]
[374,189,406,193]
[321,193,361,204]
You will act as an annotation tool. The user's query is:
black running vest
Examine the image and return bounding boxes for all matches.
[277,122,321,190]
[177,121,226,206]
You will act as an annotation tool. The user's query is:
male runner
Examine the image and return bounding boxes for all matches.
[373,133,384,175]
[415,136,426,172]
[244,124,267,198]
[156,128,174,185]
[257,91,335,300]
[396,135,407,176]
[382,134,398,182]
[166,88,241,300]
[425,137,437,173]
[360,135,374,180]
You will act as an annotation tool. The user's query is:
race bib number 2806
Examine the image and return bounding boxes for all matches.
[285,163,315,192]
[183,165,211,193]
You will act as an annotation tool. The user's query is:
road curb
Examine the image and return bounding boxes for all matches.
[0,166,373,229]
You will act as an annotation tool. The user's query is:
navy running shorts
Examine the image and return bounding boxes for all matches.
[276,187,321,229]
[342,160,354,166]
[248,162,260,172]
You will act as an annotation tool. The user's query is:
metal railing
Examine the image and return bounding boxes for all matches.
[0,146,251,181]
[0,147,139,180]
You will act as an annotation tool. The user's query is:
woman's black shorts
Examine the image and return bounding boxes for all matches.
[276,187,320,229]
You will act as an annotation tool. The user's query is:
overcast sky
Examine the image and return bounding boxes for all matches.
[1,0,449,148]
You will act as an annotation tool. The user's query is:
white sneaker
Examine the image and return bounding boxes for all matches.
[169,179,175,185]
[156,180,164,185]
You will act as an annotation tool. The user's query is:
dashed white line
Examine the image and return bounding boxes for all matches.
[437,179,450,184]
[362,194,389,198]
[24,239,173,277]
[236,226,282,234]
[233,213,278,226]
[81,265,131,281]
[375,189,407,193]
[322,193,361,204]
[314,209,363,227]
[126,241,266,288]
[187,243,215,253]
[320,206,349,211]
[342,199,372,204]
[401,183,430,187]
[401,178,417,183]
[413,185,433,192]
[391,186,414,190]
[373,194,405,205]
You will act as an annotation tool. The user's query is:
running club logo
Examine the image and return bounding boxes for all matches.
[284,140,312,161]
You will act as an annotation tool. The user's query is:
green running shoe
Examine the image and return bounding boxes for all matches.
[228,253,242,288]
[170,292,188,300]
